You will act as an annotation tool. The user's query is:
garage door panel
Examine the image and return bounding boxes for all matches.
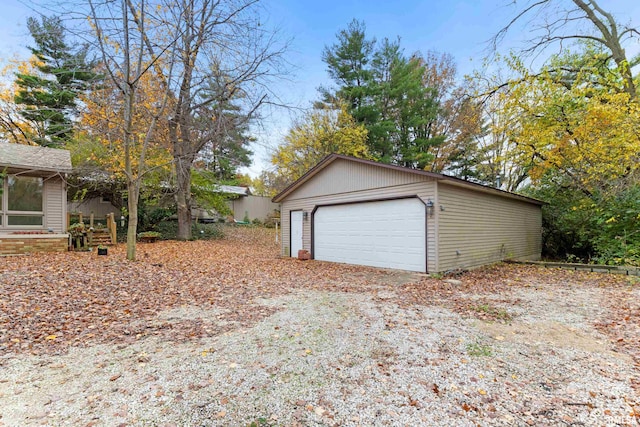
[313,198,426,272]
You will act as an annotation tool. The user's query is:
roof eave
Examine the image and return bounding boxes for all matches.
[271,153,544,206]
[0,164,73,174]
[272,154,339,202]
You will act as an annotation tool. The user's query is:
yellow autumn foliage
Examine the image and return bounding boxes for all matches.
[77,66,173,180]
[271,105,371,182]
[0,56,45,145]
[502,67,640,193]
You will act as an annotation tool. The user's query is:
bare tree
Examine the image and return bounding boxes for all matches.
[86,0,176,260]
[493,0,639,99]
[134,0,288,240]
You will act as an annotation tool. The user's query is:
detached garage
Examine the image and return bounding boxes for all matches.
[273,154,542,273]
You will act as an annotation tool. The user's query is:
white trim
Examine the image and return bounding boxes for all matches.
[0,233,69,239]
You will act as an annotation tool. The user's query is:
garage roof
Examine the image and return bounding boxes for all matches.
[272,154,543,206]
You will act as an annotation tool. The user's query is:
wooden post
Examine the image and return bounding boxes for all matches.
[78,213,83,224]
[107,213,117,245]
[89,212,94,228]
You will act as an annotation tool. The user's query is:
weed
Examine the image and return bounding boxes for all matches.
[472,303,513,322]
[247,417,270,427]
[466,342,492,357]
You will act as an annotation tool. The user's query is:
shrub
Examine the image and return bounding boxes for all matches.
[154,220,224,240]
[192,223,224,240]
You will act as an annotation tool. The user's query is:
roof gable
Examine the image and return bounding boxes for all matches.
[273,154,543,206]
[0,143,72,173]
[280,157,432,201]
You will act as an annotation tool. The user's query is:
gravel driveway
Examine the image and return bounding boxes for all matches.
[0,227,638,426]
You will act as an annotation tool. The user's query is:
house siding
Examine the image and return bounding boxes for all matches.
[437,182,542,272]
[44,177,66,233]
[228,195,280,222]
[280,159,436,271]
[68,197,119,218]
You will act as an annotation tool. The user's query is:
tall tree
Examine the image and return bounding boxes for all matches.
[494,0,638,99]
[321,19,376,122]
[14,16,98,147]
[191,71,254,181]
[321,21,480,171]
[86,0,175,260]
[136,0,288,240]
[494,49,640,264]
[0,59,40,145]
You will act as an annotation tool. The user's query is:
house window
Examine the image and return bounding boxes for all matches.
[1,175,44,227]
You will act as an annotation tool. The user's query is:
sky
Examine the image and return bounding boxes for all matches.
[1,0,639,176]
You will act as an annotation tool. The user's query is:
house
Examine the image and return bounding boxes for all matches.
[273,154,542,273]
[70,184,279,225]
[0,143,72,254]
[192,185,279,223]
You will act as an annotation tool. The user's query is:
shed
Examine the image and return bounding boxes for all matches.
[273,154,543,273]
[0,143,71,254]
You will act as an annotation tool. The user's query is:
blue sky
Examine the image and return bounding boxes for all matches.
[1,0,639,175]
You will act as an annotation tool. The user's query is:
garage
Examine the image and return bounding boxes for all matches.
[273,154,543,273]
[313,198,426,272]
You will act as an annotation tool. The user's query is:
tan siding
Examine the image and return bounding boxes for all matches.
[287,159,432,200]
[229,195,279,221]
[68,197,119,218]
[437,183,542,271]
[281,181,436,272]
[44,177,66,233]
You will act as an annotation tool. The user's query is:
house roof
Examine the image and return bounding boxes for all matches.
[272,154,544,206]
[217,185,251,196]
[0,143,72,173]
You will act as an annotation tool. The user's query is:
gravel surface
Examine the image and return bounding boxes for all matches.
[0,228,638,426]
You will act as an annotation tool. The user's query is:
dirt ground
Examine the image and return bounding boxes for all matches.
[0,227,638,426]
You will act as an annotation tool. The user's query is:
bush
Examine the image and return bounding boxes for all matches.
[154,220,224,241]
[192,223,224,240]
[155,220,179,240]
[527,177,640,266]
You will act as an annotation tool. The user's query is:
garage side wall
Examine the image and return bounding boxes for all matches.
[437,183,542,271]
[280,159,437,272]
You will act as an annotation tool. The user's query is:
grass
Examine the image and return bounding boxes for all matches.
[472,303,513,322]
[466,342,493,357]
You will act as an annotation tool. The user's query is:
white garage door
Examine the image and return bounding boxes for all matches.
[313,198,426,272]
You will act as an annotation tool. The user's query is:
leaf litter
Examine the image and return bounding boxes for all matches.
[0,226,638,425]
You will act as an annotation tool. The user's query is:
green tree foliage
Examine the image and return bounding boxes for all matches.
[14,16,98,147]
[499,47,640,265]
[194,72,254,181]
[321,20,479,170]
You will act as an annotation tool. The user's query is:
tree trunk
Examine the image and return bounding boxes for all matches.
[126,180,139,260]
[175,149,192,240]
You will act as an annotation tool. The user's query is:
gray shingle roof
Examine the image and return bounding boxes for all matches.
[0,143,72,173]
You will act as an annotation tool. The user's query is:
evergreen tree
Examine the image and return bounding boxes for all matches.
[14,16,98,147]
[321,21,445,168]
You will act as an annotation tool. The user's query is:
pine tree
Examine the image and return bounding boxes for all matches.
[14,16,98,147]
